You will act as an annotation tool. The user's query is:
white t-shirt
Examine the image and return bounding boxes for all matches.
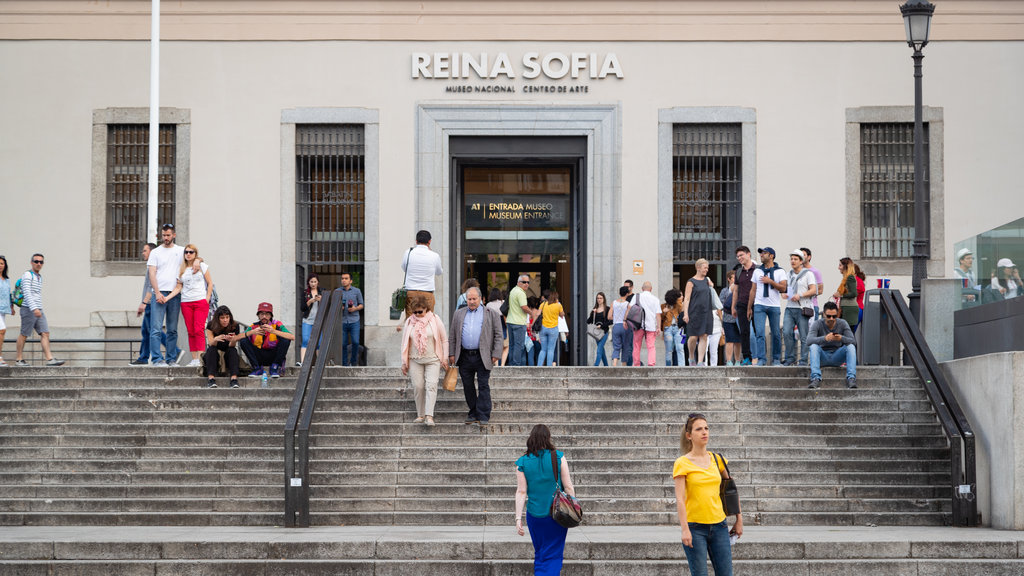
[786,268,817,309]
[751,266,786,308]
[147,244,185,291]
[402,245,444,292]
[632,291,662,332]
[178,262,209,303]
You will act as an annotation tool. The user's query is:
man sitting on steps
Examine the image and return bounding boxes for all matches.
[806,301,857,390]
[240,302,294,380]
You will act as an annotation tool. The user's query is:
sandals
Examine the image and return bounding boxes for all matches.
[413,416,425,424]
[424,416,435,427]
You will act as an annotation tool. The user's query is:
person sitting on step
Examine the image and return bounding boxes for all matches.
[806,301,857,390]
[240,302,294,380]
[203,305,245,388]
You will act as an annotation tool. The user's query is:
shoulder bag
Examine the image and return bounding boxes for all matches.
[531,303,545,332]
[624,293,646,331]
[390,247,413,320]
[712,452,740,517]
[550,450,583,528]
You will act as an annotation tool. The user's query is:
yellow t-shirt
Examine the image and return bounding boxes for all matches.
[672,453,727,525]
[541,302,563,329]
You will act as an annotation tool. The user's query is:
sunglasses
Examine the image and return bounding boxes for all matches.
[413,310,426,315]
[162,223,175,230]
[687,412,706,420]
[32,260,44,264]
[824,314,838,319]
[184,250,195,254]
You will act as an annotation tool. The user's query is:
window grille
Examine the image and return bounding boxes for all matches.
[672,124,742,264]
[296,125,365,265]
[105,124,176,261]
[861,123,929,259]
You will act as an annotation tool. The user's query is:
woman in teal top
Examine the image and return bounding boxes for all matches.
[515,424,576,576]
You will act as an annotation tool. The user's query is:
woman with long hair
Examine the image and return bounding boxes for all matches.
[400,293,449,426]
[0,255,10,366]
[661,289,685,366]
[833,257,859,330]
[587,292,612,366]
[538,290,565,366]
[853,263,867,329]
[674,413,742,576]
[515,423,576,576]
[203,305,244,388]
[298,273,322,366]
[683,258,714,366]
[166,244,213,366]
[610,286,631,366]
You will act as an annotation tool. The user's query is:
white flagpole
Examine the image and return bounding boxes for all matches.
[147,0,160,242]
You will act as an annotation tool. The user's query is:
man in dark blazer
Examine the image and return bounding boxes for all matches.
[449,286,504,427]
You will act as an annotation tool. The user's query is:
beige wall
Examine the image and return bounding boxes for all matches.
[1,39,1022,337]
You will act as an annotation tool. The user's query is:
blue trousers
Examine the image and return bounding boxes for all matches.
[682,520,733,576]
[526,513,568,576]
[137,302,167,362]
[341,321,360,366]
[782,307,810,365]
[594,330,609,366]
[149,292,181,364]
[539,326,560,366]
[611,323,633,364]
[507,324,527,366]
[664,325,685,366]
[752,304,781,365]
[809,343,857,380]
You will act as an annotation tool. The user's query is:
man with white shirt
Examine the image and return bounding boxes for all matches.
[401,230,444,316]
[781,249,817,366]
[748,247,787,366]
[629,281,662,367]
[147,224,186,367]
[800,247,825,321]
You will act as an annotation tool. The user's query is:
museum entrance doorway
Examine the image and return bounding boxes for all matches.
[450,137,587,365]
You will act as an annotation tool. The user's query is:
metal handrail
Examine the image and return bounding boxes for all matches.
[283,288,343,527]
[878,289,977,526]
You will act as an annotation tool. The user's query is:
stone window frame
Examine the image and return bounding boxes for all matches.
[90,107,191,277]
[658,107,757,293]
[846,106,945,277]
[280,108,380,327]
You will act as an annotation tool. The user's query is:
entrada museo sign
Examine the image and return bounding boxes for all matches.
[412,52,624,80]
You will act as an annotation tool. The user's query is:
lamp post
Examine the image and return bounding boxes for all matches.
[900,0,935,324]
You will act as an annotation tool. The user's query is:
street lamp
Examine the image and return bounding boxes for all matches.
[900,0,935,324]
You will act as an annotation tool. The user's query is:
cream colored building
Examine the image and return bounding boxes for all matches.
[1,1,1022,365]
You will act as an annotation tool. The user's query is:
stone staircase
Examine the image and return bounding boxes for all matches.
[0,365,952,527]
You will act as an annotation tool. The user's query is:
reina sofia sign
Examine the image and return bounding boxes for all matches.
[412,52,623,80]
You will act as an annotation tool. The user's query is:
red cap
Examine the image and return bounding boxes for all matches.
[257,302,274,315]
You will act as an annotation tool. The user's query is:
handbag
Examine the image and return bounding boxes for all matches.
[442,366,458,392]
[531,303,545,332]
[710,283,724,311]
[550,450,583,528]
[586,324,604,340]
[624,294,646,331]
[712,453,740,517]
[207,285,219,322]
[802,306,814,318]
[390,247,413,320]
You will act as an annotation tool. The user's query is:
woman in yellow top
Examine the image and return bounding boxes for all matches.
[538,290,565,366]
[673,413,742,576]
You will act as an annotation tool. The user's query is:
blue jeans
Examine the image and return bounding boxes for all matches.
[594,330,609,366]
[663,325,685,366]
[507,324,527,366]
[149,292,180,364]
[782,307,810,365]
[752,304,781,365]
[682,520,733,576]
[809,343,857,380]
[539,326,560,366]
[612,323,633,364]
[137,302,167,362]
[341,321,360,366]
[526,513,568,576]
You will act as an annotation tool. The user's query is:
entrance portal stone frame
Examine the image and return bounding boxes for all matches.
[657,107,757,292]
[416,104,622,333]
[279,107,381,342]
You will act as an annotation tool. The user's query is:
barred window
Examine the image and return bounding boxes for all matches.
[296,124,365,267]
[861,123,929,259]
[672,124,742,264]
[105,124,176,261]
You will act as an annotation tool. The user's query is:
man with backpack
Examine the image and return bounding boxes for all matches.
[781,249,817,366]
[748,247,787,366]
[627,281,662,367]
[13,254,64,366]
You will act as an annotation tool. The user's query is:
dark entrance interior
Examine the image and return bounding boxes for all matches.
[450,136,587,365]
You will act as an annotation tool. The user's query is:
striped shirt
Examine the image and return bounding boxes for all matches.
[20,270,43,311]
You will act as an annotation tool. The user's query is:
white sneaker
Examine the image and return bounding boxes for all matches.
[187,359,201,367]
[152,361,169,367]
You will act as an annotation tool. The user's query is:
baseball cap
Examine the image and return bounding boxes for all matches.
[757,247,776,257]
[789,248,804,261]
[257,302,274,314]
[956,248,973,261]
[997,258,1016,268]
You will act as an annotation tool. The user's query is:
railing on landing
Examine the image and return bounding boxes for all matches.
[877,289,978,527]
[283,287,344,527]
